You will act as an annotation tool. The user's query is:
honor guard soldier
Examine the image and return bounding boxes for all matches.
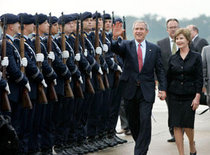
[65,13,94,154]
[0,13,31,154]
[28,13,57,154]
[13,13,47,154]
[55,14,83,155]
[103,16,127,144]
[42,15,74,155]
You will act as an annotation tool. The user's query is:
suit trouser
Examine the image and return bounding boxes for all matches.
[124,87,153,155]
[165,97,174,137]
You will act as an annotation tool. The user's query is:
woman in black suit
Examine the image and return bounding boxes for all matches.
[167,28,203,155]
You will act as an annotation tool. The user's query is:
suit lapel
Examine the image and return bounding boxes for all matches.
[166,38,171,53]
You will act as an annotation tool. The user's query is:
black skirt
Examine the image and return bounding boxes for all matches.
[168,93,196,129]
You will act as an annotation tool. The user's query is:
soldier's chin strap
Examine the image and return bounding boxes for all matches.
[198,107,210,115]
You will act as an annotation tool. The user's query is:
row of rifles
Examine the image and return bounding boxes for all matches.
[0,11,127,113]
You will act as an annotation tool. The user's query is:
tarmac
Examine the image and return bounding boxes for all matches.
[87,93,210,155]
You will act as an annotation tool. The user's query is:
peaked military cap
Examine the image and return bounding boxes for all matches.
[103,13,111,20]
[18,13,34,24]
[58,14,74,25]
[114,17,122,24]
[0,13,19,24]
[92,12,102,19]
[70,13,79,21]
[81,12,92,20]
[48,16,58,24]
[35,13,48,25]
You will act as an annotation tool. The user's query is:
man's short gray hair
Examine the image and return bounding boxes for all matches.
[132,20,149,31]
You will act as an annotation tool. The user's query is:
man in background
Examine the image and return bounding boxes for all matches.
[157,18,179,143]
[187,24,208,53]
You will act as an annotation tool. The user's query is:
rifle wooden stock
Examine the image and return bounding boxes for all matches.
[64,79,74,98]
[35,14,48,104]
[74,81,84,99]
[61,12,74,98]
[20,17,33,109]
[80,15,95,94]
[102,11,110,89]
[113,70,121,88]
[85,77,95,94]
[1,17,11,112]
[94,12,105,91]
[74,17,84,98]
[47,13,58,102]
[1,90,11,111]
[38,83,48,104]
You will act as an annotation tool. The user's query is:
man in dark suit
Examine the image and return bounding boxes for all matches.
[157,18,179,142]
[112,20,167,155]
[187,24,208,53]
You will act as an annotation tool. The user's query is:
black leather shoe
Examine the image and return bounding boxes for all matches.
[27,151,42,155]
[167,137,175,142]
[190,152,196,155]
[113,135,127,144]
[103,136,116,147]
[125,129,132,135]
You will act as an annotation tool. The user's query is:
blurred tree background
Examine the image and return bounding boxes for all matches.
[121,14,210,44]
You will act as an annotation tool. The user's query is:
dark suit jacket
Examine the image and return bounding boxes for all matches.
[111,38,167,103]
[190,36,208,54]
[157,37,172,71]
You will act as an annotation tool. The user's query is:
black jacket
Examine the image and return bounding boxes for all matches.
[167,50,203,95]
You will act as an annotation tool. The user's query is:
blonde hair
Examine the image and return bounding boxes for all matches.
[174,28,191,45]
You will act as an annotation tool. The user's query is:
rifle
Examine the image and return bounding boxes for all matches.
[94,11,105,91]
[123,16,127,40]
[19,15,33,109]
[112,12,121,88]
[0,17,11,112]
[80,14,95,94]
[61,12,74,98]
[35,13,48,104]
[47,13,58,102]
[74,16,84,99]
[102,11,110,89]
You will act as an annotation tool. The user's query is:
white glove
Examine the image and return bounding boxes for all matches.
[1,57,9,67]
[5,83,10,94]
[107,68,109,74]
[62,50,69,59]
[84,49,88,57]
[89,71,92,79]
[21,57,28,67]
[48,51,55,62]
[79,76,83,84]
[96,47,102,55]
[36,53,44,62]
[25,82,31,92]
[117,65,122,73]
[54,79,57,85]
[75,53,81,61]
[98,67,103,75]
[41,79,47,88]
[69,77,72,82]
[103,44,108,53]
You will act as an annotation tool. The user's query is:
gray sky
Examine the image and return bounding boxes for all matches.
[1,0,209,19]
